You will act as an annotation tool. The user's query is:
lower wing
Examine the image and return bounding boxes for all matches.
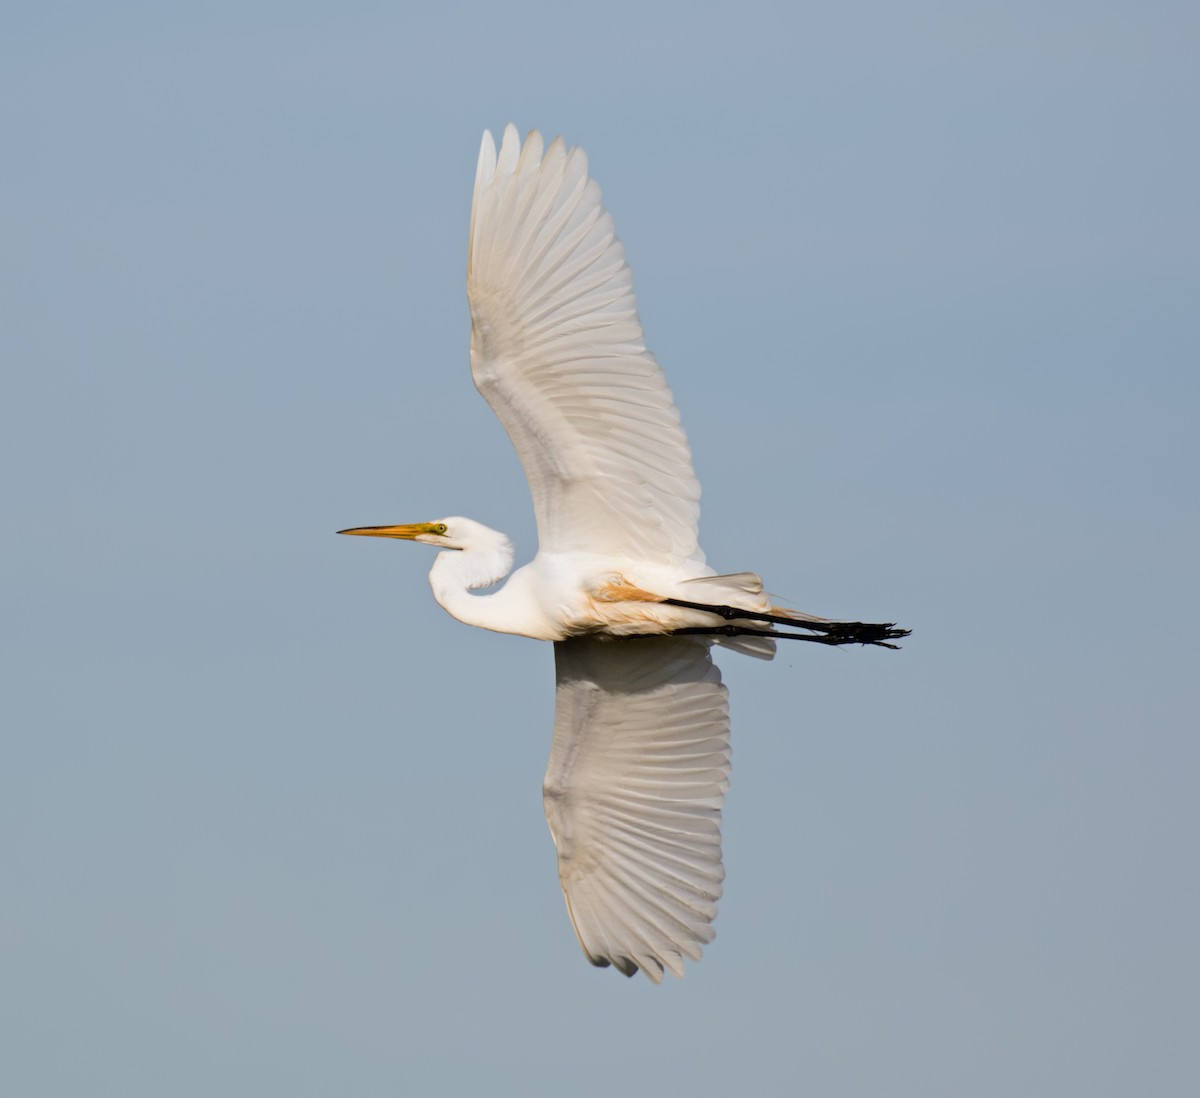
[542,635,730,981]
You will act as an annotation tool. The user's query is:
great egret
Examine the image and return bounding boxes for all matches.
[340,125,908,981]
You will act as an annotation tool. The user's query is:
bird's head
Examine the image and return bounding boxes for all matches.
[337,518,465,549]
[337,516,508,555]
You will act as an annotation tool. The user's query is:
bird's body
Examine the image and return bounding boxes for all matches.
[404,515,773,641]
[341,125,908,981]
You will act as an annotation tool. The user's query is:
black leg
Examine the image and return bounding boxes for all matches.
[661,597,911,646]
[668,625,906,650]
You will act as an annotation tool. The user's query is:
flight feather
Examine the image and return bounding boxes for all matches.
[468,125,703,566]
[543,636,729,981]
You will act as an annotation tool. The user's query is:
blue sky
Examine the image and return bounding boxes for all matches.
[4,2,1197,1095]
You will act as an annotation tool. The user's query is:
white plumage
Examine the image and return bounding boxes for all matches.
[340,125,907,981]
[468,126,702,567]
[546,635,729,981]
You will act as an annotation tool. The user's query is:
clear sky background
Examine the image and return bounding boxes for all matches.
[4,2,1197,1095]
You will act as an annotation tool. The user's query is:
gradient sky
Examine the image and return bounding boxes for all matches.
[4,2,1198,1095]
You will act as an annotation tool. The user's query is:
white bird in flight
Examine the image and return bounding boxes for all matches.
[341,125,908,981]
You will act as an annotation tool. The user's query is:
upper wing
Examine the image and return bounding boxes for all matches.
[468,125,703,568]
[543,635,730,981]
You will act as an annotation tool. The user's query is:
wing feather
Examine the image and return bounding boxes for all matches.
[469,125,703,566]
[543,636,729,981]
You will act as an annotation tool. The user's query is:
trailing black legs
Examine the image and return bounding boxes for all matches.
[661,597,911,649]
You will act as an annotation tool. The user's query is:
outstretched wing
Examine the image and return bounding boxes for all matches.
[543,636,730,981]
[468,125,703,568]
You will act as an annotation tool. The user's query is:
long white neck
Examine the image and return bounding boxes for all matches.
[426,527,554,639]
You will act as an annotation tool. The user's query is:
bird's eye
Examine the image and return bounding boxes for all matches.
[434,523,447,534]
